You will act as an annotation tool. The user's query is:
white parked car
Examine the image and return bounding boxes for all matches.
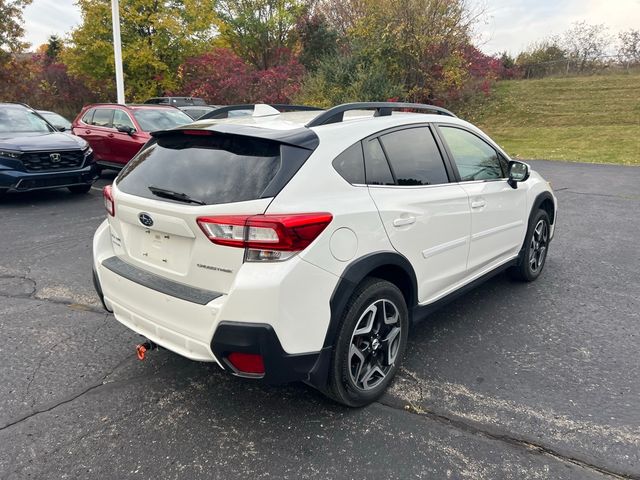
[92,103,557,406]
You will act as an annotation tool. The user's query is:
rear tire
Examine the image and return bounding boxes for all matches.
[509,209,551,282]
[68,184,92,194]
[325,278,409,407]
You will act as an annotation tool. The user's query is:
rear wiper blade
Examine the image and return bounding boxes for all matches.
[148,185,206,205]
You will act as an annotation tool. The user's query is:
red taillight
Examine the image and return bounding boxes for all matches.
[196,213,332,262]
[103,185,114,216]
[227,352,265,375]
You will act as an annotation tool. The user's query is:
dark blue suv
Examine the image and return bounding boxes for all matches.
[0,103,98,196]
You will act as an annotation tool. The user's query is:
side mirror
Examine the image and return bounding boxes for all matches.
[116,125,134,135]
[508,161,530,189]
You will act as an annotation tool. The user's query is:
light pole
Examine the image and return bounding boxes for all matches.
[111,0,125,104]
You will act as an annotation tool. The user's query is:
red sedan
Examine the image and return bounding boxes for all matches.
[72,104,192,172]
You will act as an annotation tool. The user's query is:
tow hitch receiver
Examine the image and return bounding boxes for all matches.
[136,341,157,360]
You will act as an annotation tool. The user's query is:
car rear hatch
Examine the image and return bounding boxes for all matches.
[106,127,317,295]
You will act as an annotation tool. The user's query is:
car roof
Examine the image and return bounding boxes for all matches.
[174,103,505,159]
[179,105,214,109]
[189,109,470,133]
[83,103,179,111]
[0,102,30,109]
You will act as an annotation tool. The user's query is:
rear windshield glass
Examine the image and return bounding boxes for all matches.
[116,133,283,205]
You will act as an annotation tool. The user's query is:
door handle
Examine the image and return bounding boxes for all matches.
[85,130,91,134]
[108,133,114,138]
[471,199,486,209]
[393,216,416,227]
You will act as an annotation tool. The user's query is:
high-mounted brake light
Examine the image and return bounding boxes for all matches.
[196,213,333,262]
[181,129,212,136]
[103,185,115,216]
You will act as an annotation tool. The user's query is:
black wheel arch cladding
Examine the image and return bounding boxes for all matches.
[324,251,417,350]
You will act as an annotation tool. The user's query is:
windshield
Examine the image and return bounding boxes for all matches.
[132,108,192,131]
[40,112,71,129]
[182,108,213,120]
[0,106,55,134]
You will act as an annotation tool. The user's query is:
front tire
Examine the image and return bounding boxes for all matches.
[509,209,551,282]
[68,184,92,194]
[326,278,409,407]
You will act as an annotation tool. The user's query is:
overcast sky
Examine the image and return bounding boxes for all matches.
[22,0,640,55]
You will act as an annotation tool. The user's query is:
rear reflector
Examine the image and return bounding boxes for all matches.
[197,213,332,261]
[103,185,114,216]
[227,352,265,375]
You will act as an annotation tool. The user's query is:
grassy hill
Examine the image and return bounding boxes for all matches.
[462,73,640,165]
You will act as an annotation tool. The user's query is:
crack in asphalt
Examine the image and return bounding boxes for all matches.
[0,273,104,314]
[380,371,637,480]
[558,189,640,201]
[0,355,133,433]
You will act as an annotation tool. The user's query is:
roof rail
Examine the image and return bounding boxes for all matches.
[199,104,323,121]
[305,102,456,128]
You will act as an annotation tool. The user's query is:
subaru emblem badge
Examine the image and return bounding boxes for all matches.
[138,213,154,227]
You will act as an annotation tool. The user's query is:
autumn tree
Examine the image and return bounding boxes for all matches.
[179,47,304,104]
[64,0,217,101]
[515,40,566,78]
[311,0,368,36]
[216,0,305,69]
[353,0,481,102]
[0,0,31,58]
[618,29,640,66]
[45,35,63,63]
[0,0,33,102]
[299,0,483,106]
[561,21,611,72]
[295,12,338,71]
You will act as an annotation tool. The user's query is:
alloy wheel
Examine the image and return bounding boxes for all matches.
[348,299,402,391]
[529,218,549,272]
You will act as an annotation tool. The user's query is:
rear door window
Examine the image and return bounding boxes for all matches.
[92,108,114,128]
[132,108,192,131]
[116,132,311,205]
[379,127,449,185]
[363,138,394,185]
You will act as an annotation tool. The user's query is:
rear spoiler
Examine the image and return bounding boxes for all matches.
[150,124,320,150]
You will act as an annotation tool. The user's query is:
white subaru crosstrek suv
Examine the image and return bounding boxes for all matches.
[92,102,557,406]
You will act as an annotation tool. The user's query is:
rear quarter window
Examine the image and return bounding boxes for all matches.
[332,143,365,184]
[81,109,95,124]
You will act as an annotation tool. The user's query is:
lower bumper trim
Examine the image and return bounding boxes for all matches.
[211,322,321,385]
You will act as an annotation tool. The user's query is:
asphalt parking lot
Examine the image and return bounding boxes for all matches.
[0,160,638,479]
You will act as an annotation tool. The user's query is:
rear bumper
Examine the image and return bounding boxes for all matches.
[0,163,99,192]
[92,219,338,384]
[92,263,326,384]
